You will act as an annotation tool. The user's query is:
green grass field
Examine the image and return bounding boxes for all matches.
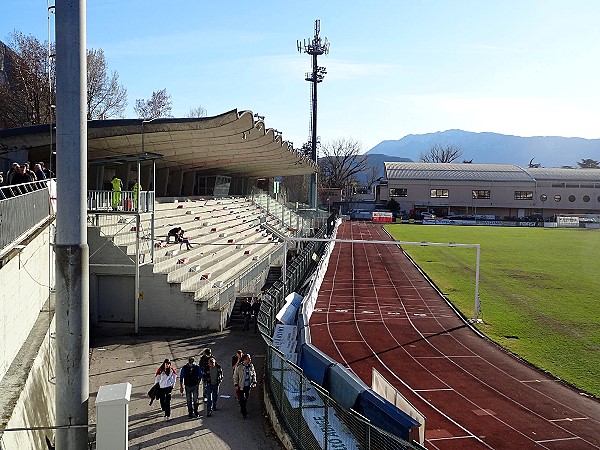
[384,224,600,398]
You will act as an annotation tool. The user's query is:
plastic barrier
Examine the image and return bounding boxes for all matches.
[326,363,369,411]
[298,343,336,387]
[355,389,421,443]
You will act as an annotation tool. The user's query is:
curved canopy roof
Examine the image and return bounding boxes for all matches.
[0,109,316,178]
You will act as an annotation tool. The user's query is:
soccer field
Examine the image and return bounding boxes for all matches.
[384,224,600,398]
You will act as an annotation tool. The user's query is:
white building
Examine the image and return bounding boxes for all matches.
[380,162,600,220]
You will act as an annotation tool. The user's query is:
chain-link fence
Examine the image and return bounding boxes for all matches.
[266,346,424,450]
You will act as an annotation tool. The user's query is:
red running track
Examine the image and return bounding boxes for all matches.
[309,221,600,450]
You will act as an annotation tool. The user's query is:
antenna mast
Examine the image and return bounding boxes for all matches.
[297,19,329,209]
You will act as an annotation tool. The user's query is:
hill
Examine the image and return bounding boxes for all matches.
[366,130,600,168]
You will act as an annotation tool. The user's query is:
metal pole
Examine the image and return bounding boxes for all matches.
[151,159,156,263]
[134,213,140,334]
[283,240,287,289]
[310,52,318,210]
[474,244,481,322]
[55,0,89,448]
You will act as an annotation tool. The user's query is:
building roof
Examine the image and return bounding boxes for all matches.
[0,109,316,178]
[384,162,534,182]
[523,167,600,181]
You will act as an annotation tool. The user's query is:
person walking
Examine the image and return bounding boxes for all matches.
[233,353,257,418]
[179,356,202,418]
[240,298,252,331]
[231,349,243,373]
[199,348,212,400]
[155,358,177,421]
[111,175,122,210]
[202,357,223,416]
[251,297,262,334]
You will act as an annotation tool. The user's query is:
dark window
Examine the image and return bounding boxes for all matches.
[554,195,562,202]
[514,191,533,200]
[390,188,407,197]
[568,195,576,202]
[472,190,490,199]
[583,195,590,202]
[566,184,579,188]
[540,194,547,202]
[430,189,449,198]
[552,182,566,188]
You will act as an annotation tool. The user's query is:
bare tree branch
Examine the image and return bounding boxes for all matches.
[420,144,463,163]
[134,89,172,119]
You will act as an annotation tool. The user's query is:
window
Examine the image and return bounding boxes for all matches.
[514,191,533,200]
[472,190,490,199]
[554,195,561,202]
[389,188,407,197]
[430,189,449,198]
[568,195,576,202]
[566,184,579,188]
[540,194,547,202]
[583,195,590,203]
[552,182,566,188]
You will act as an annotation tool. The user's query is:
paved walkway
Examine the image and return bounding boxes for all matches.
[89,326,283,450]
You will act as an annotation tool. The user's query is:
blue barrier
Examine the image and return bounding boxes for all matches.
[295,310,311,358]
[326,363,369,411]
[298,343,336,386]
[355,389,421,443]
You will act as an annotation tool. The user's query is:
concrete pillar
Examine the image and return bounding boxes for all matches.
[183,171,195,195]
[140,165,152,191]
[95,383,132,450]
[155,168,170,197]
[96,165,105,190]
[170,170,184,197]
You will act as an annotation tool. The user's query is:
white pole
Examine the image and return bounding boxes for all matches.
[473,244,481,322]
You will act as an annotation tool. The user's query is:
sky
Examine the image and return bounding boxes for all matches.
[3,0,600,153]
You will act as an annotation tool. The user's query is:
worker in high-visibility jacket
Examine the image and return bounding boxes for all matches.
[133,179,141,210]
[111,175,122,210]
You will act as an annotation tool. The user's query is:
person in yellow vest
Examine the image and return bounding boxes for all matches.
[133,178,141,210]
[111,175,122,210]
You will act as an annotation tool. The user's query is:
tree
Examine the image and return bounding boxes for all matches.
[134,89,172,119]
[577,158,599,169]
[1,32,128,129]
[86,48,127,120]
[364,164,381,189]
[420,144,463,163]
[281,175,309,204]
[318,138,367,198]
[0,32,54,129]
[186,106,207,118]
[385,198,400,216]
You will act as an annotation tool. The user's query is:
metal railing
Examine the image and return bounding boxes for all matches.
[87,190,154,213]
[0,180,52,254]
[267,346,422,450]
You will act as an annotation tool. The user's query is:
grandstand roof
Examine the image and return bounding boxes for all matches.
[0,109,316,178]
[384,162,600,183]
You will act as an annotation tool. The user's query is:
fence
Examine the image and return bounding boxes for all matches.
[266,346,423,450]
[87,190,154,213]
[258,217,424,450]
[0,180,52,255]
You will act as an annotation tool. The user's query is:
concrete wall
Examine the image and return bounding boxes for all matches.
[0,227,51,384]
[0,316,56,450]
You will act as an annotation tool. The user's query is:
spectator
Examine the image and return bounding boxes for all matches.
[179,356,202,419]
[233,353,257,419]
[231,349,243,373]
[23,162,37,182]
[40,162,53,178]
[7,162,19,184]
[154,358,177,421]
[240,298,252,331]
[199,348,212,400]
[10,165,30,185]
[179,230,192,251]
[34,163,46,180]
[202,357,223,416]
[166,227,183,244]
[251,297,262,334]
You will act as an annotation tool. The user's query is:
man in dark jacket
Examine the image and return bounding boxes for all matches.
[202,357,223,416]
[179,356,202,418]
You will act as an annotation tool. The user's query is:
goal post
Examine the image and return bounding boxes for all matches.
[282,237,482,322]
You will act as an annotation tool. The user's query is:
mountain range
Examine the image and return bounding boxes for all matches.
[365,129,600,168]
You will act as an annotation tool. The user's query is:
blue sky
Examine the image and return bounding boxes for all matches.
[3,1,600,152]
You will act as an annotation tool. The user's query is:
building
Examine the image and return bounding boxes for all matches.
[380,162,600,220]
